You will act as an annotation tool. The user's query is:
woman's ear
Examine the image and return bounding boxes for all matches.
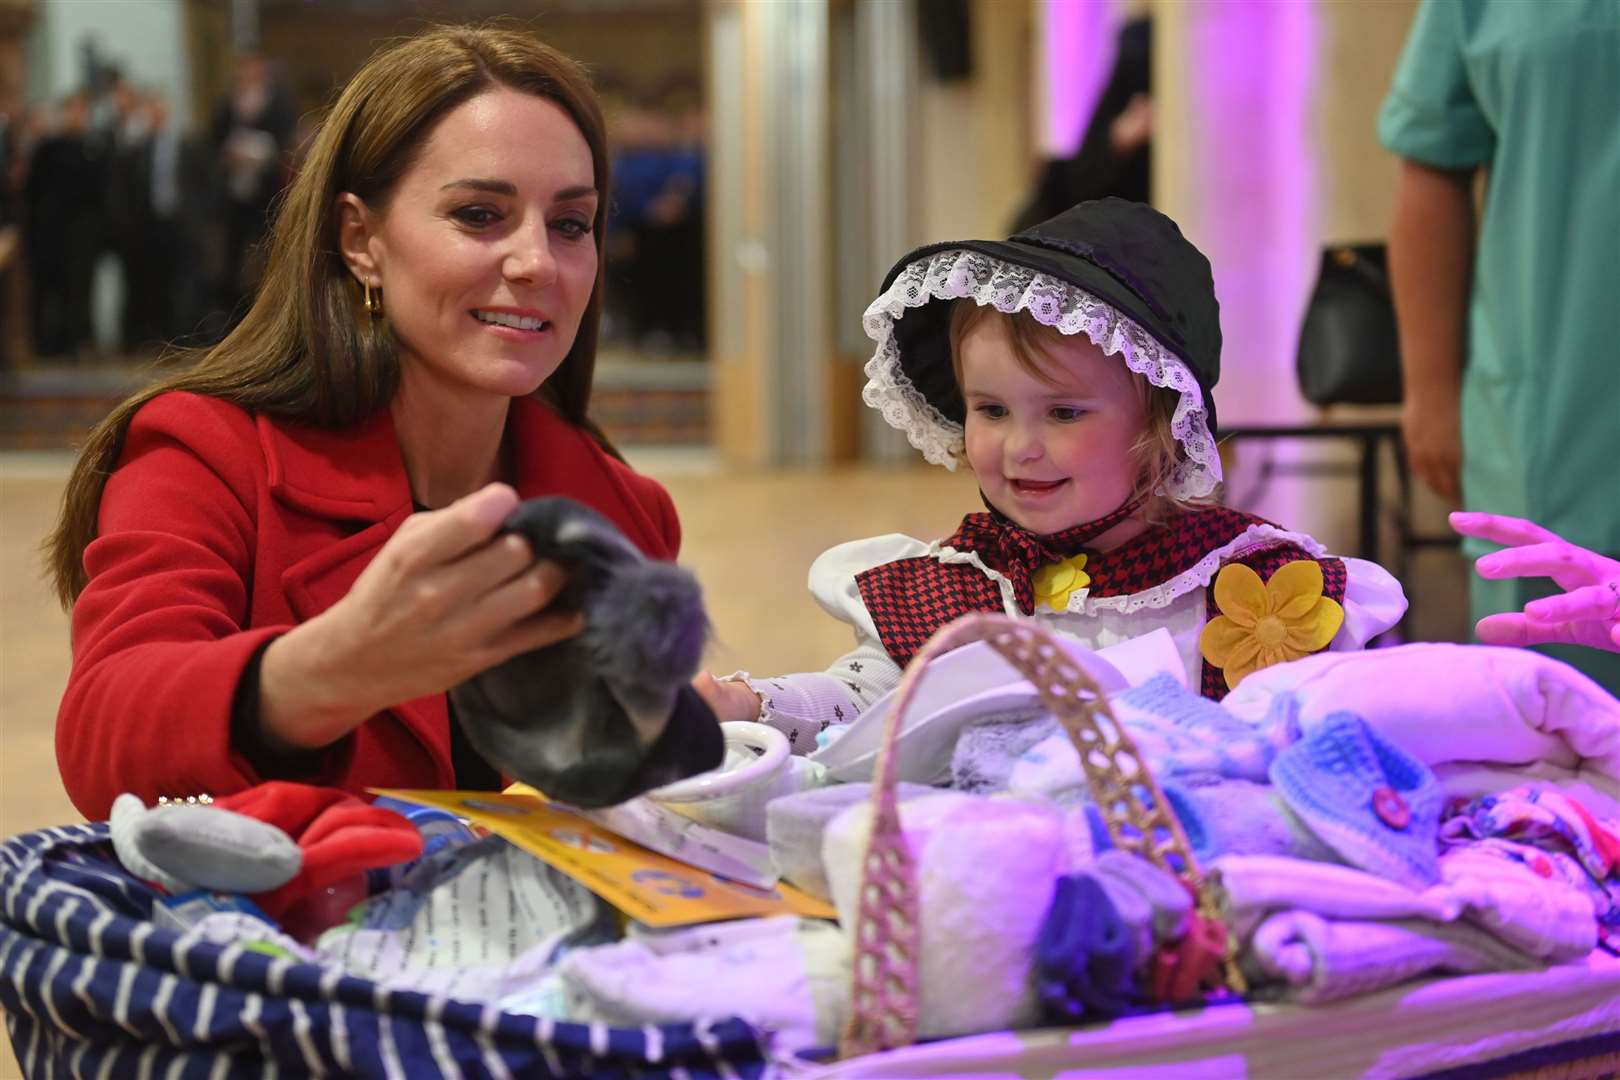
[333,192,380,286]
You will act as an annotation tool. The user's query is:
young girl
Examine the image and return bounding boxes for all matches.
[699,198,1407,748]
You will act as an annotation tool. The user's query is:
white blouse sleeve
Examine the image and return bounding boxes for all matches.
[723,535,925,754]
[1330,556,1410,650]
[805,534,932,641]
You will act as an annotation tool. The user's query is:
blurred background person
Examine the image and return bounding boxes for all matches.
[0,93,21,367]
[23,94,104,360]
[633,76,706,354]
[1380,0,1620,693]
[1011,14,1152,232]
[603,79,705,356]
[111,92,199,352]
[210,51,294,328]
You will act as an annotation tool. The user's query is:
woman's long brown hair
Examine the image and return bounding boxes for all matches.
[46,24,618,608]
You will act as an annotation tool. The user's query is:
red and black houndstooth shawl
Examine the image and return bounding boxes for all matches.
[854,506,1347,700]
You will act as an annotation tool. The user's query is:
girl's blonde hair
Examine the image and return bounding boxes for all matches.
[47,24,615,608]
[948,300,1203,522]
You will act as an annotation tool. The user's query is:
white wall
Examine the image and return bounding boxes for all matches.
[26,0,192,130]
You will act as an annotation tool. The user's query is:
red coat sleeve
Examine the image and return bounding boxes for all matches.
[57,395,325,819]
[635,471,682,560]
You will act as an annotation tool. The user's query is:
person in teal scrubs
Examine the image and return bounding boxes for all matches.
[1379,0,1620,693]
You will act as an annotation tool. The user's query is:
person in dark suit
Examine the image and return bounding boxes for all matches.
[0,98,22,368]
[113,94,201,351]
[210,53,295,325]
[24,95,106,360]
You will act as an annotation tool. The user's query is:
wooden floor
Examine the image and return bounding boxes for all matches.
[0,442,1466,1073]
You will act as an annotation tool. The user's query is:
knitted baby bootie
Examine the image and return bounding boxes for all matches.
[449,496,722,808]
[1269,711,1441,889]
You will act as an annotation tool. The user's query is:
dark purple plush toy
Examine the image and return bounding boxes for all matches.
[448,496,722,808]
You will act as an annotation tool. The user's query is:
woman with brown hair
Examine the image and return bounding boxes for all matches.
[47,26,694,820]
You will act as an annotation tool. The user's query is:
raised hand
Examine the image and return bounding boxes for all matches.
[259,483,584,749]
[1451,510,1620,653]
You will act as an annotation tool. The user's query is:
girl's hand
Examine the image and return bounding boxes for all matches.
[691,671,763,724]
[1451,510,1620,654]
[259,483,584,748]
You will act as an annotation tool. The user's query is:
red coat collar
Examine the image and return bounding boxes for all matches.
[254,394,641,527]
[257,404,407,522]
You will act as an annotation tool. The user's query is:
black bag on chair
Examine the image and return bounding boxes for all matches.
[1296,243,1403,406]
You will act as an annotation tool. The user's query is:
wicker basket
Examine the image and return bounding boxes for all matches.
[838,613,1245,1059]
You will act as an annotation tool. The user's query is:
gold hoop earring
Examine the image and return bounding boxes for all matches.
[363,281,383,318]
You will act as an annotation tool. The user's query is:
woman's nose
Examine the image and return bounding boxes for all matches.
[503,222,559,286]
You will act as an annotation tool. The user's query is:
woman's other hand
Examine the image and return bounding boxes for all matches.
[259,483,583,749]
[1451,510,1620,653]
[691,671,763,723]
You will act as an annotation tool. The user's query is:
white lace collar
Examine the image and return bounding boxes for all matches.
[861,248,1222,501]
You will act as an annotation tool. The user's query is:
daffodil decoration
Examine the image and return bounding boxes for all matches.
[1033,553,1091,612]
[1199,560,1344,689]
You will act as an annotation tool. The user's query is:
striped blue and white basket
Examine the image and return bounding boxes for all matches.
[0,823,772,1078]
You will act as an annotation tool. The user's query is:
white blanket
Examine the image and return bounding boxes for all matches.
[1221,643,1620,816]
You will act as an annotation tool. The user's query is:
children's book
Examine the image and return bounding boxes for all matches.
[373,788,836,928]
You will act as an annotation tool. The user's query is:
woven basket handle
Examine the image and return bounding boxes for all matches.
[838,613,1235,1060]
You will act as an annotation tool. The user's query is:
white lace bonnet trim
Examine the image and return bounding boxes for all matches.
[930,522,1327,614]
[861,248,1222,500]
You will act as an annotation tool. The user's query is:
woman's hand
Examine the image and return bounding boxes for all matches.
[691,671,763,724]
[1451,510,1620,653]
[259,483,583,749]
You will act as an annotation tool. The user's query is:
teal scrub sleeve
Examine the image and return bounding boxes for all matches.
[1377,0,1495,169]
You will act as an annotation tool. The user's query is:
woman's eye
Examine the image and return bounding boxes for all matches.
[451,206,501,227]
[1050,406,1086,422]
[552,216,594,240]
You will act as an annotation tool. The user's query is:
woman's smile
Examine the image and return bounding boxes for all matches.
[472,307,553,339]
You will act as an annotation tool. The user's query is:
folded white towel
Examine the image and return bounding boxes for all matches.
[558,916,848,1052]
[766,782,944,902]
[1211,854,1461,925]
[823,792,1066,1039]
[1248,910,1538,1003]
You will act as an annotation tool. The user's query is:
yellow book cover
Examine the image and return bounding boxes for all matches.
[372,789,837,928]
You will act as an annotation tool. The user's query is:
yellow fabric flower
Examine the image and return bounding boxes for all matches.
[1033,553,1091,612]
[1199,560,1344,689]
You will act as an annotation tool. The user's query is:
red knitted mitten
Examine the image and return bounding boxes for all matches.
[213,782,424,920]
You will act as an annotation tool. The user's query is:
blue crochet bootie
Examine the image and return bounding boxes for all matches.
[1268,711,1441,890]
